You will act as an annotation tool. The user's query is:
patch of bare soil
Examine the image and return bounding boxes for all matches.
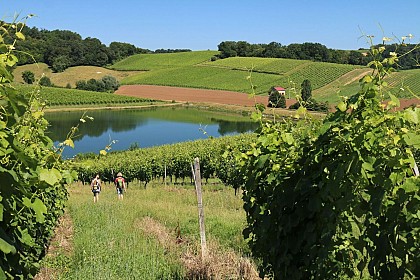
[34,211,74,280]
[117,85,419,113]
[116,85,271,107]
[397,98,420,110]
[136,216,261,280]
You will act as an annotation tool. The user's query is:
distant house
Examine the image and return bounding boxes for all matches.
[272,86,286,96]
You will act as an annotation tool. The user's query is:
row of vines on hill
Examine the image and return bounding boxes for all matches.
[17,85,158,107]
[72,133,255,188]
[0,19,77,279]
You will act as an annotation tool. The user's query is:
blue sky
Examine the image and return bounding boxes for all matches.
[2,0,419,51]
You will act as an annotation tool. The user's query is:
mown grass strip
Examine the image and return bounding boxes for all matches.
[50,182,250,279]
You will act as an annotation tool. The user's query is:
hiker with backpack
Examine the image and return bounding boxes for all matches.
[114,172,126,200]
[91,174,102,203]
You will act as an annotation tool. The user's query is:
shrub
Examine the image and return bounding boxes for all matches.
[22,70,35,84]
[267,90,286,108]
[39,76,52,87]
[75,76,119,93]
[101,75,120,92]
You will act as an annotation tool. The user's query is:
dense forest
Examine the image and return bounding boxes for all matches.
[217,40,420,69]
[11,25,191,72]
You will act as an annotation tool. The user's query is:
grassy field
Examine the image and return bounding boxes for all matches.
[13,63,142,88]
[38,182,257,280]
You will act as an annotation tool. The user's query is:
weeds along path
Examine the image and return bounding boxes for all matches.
[38,182,257,279]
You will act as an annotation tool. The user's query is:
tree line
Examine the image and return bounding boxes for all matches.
[8,23,419,73]
[9,25,191,72]
[217,40,420,69]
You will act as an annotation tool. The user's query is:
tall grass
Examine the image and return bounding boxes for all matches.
[51,182,249,279]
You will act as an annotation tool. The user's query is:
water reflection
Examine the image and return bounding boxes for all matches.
[45,107,258,158]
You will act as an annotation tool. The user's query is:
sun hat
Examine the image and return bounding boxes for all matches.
[117,172,122,177]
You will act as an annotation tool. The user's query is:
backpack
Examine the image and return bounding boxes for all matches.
[116,177,124,188]
[92,179,99,190]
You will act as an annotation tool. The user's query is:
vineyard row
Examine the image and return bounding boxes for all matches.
[71,133,256,187]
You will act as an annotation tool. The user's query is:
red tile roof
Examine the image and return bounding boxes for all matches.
[274,87,285,91]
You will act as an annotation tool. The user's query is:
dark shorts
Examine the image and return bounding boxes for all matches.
[92,189,100,195]
[116,187,123,195]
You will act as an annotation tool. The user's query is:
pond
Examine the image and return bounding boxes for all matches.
[45,106,259,158]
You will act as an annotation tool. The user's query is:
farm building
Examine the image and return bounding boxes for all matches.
[270,86,286,95]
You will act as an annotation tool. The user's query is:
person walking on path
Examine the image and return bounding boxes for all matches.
[114,172,126,200]
[91,174,102,203]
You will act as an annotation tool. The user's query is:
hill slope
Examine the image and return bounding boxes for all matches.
[15,52,420,107]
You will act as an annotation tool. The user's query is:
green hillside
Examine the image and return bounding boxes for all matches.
[113,51,420,103]
[122,66,282,93]
[201,57,308,74]
[111,50,219,70]
[314,68,420,104]
[16,51,418,106]
[117,53,364,95]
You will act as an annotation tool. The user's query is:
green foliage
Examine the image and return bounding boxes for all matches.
[101,75,120,92]
[0,19,76,279]
[51,55,70,72]
[111,50,219,71]
[39,76,52,87]
[267,89,286,108]
[21,70,35,84]
[75,75,119,93]
[15,26,150,70]
[216,40,419,69]
[240,39,420,279]
[301,79,312,101]
[16,84,154,106]
[108,41,146,62]
[72,134,256,186]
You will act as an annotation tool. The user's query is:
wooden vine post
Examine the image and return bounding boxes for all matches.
[192,157,207,260]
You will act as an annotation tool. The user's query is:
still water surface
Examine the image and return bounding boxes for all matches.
[45,106,258,158]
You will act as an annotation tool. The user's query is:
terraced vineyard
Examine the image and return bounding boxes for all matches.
[116,52,366,96]
[201,56,309,74]
[385,69,420,97]
[111,50,219,70]
[314,68,420,103]
[15,51,420,105]
[17,85,161,107]
[121,66,282,94]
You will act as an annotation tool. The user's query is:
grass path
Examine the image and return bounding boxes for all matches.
[37,182,258,279]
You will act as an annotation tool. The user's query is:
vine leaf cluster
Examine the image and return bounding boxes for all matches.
[240,37,420,279]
